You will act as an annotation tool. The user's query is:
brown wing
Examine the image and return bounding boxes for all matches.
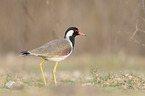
[28,39,72,57]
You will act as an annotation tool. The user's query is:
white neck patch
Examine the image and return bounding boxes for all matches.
[66,30,74,39]
[65,30,74,48]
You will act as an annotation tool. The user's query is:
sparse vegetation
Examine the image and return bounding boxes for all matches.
[0,54,145,96]
[90,71,145,90]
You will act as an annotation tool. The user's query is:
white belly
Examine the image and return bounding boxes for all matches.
[46,56,68,62]
[43,50,72,62]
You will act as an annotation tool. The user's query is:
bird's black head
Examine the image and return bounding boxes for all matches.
[64,27,85,48]
[64,27,85,39]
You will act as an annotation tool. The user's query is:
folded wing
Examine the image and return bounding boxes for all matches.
[28,39,72,57]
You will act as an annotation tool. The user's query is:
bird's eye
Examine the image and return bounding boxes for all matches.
[74,29,78,32]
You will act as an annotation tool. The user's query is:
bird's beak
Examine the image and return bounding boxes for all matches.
[78,32,86,36]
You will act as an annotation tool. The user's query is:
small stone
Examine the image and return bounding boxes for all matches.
[125,74,129,77]
[6,81,16,88]
[82,83,92,86]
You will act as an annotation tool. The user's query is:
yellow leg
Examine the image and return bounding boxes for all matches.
[53,62,58,86]
[40,59,46,86]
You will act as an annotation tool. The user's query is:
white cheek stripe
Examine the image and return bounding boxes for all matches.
[65,30,74,48]
[66,30,73,38]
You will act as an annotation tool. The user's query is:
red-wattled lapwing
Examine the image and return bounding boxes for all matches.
[21,27,85,86]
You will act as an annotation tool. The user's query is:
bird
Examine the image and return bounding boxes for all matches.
[21,27,85,86]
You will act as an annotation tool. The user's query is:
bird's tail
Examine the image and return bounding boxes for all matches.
[20,51,30,56]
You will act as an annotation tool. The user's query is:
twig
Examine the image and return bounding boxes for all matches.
[130,19,139,41]
[130,18,145,47]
